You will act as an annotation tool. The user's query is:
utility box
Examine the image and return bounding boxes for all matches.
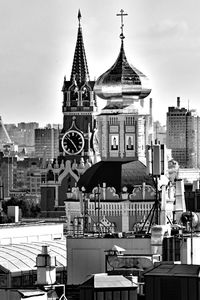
[7,206,20,222]
[144,263,200,300]
[80,273,138,300]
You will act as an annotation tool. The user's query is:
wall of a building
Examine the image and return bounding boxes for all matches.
[180,236,200,264]
[0,223,63,245]
[0,290,47,300]
[67,237,151,285]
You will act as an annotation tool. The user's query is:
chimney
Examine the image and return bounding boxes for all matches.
[177,97,180,108]
[36,245,56,286]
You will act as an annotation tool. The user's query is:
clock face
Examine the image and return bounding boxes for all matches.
[62,130,84,155]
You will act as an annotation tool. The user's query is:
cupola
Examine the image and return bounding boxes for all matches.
[94,10,151,102]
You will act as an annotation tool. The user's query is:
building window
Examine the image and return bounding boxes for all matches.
[12,276,22,287]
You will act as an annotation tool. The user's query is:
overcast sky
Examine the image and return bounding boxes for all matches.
[0,0,200,126]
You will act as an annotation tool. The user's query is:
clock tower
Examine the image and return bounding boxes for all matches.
[40,11,97,217]
[60,10,97,162]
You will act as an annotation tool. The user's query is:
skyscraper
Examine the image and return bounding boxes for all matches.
[35,126,60,161]
[166,97,200,168]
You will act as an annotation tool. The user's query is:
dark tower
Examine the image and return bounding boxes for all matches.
[60,10,97,162]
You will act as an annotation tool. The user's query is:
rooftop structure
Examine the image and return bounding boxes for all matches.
[0,222,63,245]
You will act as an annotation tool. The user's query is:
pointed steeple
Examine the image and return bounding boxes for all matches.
[70,10,90,85]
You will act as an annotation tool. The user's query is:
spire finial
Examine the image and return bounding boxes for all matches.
[116,9,128,40]
[78,9,81,26]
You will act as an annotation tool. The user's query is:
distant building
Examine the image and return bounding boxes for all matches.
[12,158,42,203]
[0,117,17,157]
[5,122,39,156]
[153,121,166,144]
[0,155,16,199]
[35,125,60,160]
[0,156,42,201]
[166,97,200,168]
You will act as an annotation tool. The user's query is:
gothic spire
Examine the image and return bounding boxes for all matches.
[70,10,90,85]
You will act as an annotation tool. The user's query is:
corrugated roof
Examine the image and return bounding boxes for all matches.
[0,239,66,274]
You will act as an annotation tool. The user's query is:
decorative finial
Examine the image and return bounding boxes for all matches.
[116,9,128,40]
[78,9,81,26]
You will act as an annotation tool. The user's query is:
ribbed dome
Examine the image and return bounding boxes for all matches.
[94,41,151,100]
[78,160,155,193]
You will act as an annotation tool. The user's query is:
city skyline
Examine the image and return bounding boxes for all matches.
[0,0,200,126]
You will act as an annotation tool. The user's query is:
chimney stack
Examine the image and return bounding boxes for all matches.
[177,97,180,108]
[36,245,56,286]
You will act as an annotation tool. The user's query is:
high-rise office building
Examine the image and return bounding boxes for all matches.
[35,126,60,161]
[166,97,200,168]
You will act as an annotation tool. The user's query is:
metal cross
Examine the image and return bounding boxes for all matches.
[116,9,128,39]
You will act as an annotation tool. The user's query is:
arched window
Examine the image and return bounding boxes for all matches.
[81,85,91,107]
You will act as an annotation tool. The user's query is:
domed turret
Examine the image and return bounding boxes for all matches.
[94,10,151,101]
[93,10,152,163]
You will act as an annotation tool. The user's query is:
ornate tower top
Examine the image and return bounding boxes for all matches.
[60,11,97,162]
[94,10,151,101]
[70,9,90,85]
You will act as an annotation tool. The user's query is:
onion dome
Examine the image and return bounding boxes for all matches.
[94,10,151,100]
[94,40,151,100]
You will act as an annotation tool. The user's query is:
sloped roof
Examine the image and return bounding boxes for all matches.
[144,263,200,277]
[81,273,137,288]
[0,239,66,274]
[17,290,45,297]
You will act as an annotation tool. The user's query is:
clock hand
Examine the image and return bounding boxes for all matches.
[66,136,78,152]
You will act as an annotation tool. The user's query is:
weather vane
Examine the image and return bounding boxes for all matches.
[116,9,128,39]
